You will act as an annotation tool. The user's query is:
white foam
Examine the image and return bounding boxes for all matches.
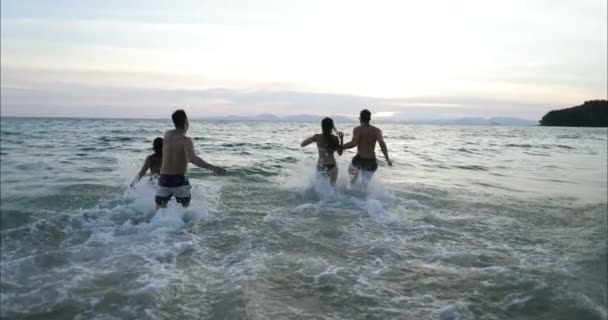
[276,160,426,225]
[438,302,475,320]
[0,169,222,318]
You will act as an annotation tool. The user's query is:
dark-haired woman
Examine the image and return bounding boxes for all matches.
[131,137,163,187]
[301,118,344,186]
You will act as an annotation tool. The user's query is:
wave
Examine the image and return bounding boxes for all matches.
[0,181,215,319]
[0,131,22,136]
[99,136,136,142]
[453,165,488,171]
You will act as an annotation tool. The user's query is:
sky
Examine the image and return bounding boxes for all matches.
[1,0,606,120]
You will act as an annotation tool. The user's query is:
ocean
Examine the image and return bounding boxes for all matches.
[1,117,606,319]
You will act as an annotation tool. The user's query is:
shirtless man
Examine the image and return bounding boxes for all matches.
[341,109,392,186]
[155,109,226,208]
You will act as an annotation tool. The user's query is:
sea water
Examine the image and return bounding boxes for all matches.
[1,117,606,319]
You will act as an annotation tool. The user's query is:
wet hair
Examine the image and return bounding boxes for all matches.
[172,109,188,129]
[152,137,163,156]
[321,117,339,150]
[360,109,371,123]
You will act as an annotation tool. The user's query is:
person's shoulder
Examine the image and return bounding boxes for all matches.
[371,125,382,132]
[181,135,193,144]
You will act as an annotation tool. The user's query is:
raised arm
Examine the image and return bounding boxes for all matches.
[341,128,359,150]
[185,137,226,175]
[377,129,392,166]
[301,135,318,147]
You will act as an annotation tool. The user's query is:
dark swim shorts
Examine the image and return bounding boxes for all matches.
[155,174,191,207]
[351,155,378,172]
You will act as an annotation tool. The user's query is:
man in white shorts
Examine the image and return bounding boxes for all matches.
[155,109,226,208]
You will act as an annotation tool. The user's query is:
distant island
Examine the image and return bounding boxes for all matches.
[418,117,537,126]
[539,100,608,127]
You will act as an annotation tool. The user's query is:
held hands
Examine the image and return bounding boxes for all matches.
[386,159,393,166]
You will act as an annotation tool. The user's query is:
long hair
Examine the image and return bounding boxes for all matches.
[321,118,339,151]
[153,137,163,156]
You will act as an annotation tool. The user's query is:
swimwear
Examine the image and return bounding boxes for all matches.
[351,155,378,172]
[155,174,191,206]
[317,163,336,176]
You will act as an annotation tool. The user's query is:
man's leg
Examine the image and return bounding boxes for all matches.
[148,186,170,221]
[146,194,170,221]
[361,170,374,189]
[175,184,192,208]
[176,197,191,208]
[348,164,359,187]
[360,158,378,189]
[155,187,171,209]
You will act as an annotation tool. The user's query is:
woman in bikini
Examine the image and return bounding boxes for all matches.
[301,117,344,186]
[131,137,163,187]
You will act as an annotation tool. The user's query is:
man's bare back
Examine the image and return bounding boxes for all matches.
[342,123,390,164]
[352,125,383,159]
[341,109,391,185]
[160,129,189,175]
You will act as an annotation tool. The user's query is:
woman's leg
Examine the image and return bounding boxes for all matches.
[329,166,339,186]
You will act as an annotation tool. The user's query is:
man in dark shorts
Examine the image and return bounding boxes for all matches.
[341,109,392,186]
[155,109,226,208]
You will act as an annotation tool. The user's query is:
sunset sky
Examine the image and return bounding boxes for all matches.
[1,0,606,120]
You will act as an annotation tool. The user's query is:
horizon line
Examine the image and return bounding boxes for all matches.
[0,115,540,123]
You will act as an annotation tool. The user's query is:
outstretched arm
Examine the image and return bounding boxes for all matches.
[377,130,392,166]
[185,138,226,175]
[131,156,151,186]
[301,135,317,147]
[341,128,359,150]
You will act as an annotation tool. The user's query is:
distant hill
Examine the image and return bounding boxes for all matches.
[203,114,537,125]
[487,117,538,126]
[387,117,537,126]
[282,114,355,123]
[540,100,608,127]
[255,113,281,121]
[438,117,537,126]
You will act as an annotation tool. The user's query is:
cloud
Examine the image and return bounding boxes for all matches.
[1,68,569,120]
[1,0,606,118]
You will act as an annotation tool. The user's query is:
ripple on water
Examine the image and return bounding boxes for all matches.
[0,119,606,319]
